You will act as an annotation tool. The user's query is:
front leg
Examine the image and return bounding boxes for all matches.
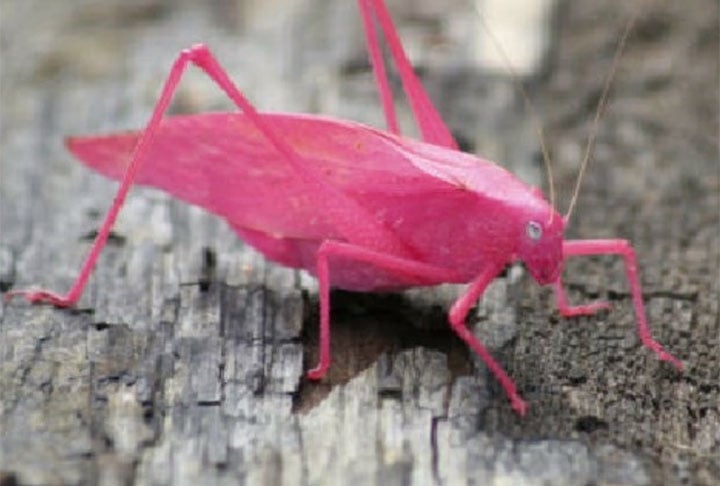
[559,239,683,370]
[448,264,527,416]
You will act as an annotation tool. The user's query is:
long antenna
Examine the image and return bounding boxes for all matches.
[470,1,556,219]
[564,10,640,223]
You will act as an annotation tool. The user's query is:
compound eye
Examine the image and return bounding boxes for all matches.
[526,221,542,241]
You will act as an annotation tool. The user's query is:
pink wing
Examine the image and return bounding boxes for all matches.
[68,111,535,272]
[68,113,509,233]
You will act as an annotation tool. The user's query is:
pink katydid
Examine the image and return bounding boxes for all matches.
[5,0,683,416]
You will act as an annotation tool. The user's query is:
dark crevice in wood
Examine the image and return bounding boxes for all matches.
[0,472,19,486]
[376,388,403,400]
[339,57,371,76]
[199,246,217,292]
[575,415,609,433]
[79,229,126,246]
[0,244,16,291]
[430,416,443,484]
[197,400,221,407]
[606,289,699,302]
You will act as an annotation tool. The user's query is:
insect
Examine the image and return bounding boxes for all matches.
[5,0,683,415]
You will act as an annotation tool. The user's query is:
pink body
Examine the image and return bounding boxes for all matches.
[7,0,682,416]
[68,112,561,291]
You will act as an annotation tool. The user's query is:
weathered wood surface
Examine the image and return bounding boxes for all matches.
[1,0,718,484]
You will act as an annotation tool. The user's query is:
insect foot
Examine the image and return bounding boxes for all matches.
[553,281,612,317]
[4,288,78,308]
[306,364,329,381]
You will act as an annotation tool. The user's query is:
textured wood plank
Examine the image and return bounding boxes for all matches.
[1,0,718,485]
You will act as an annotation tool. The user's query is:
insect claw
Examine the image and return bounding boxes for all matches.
[639,336,684,371]
[654,348,684,372]
[661,354,684,372]
[306,366,328,381]
[511,396,528,417]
